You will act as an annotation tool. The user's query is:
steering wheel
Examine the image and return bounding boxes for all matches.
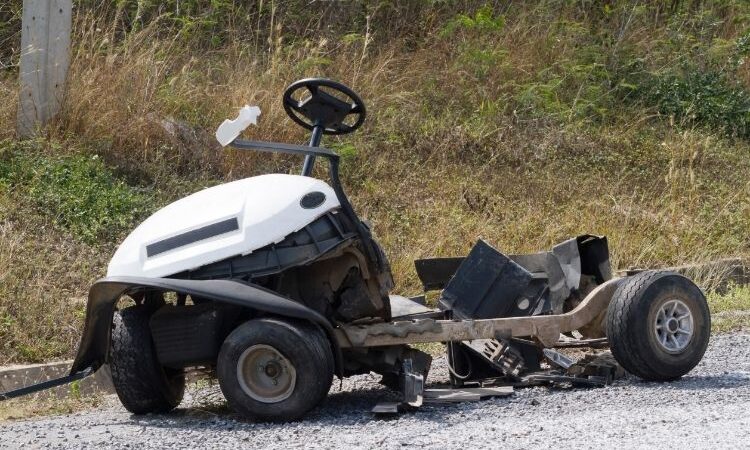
[282,78,366,135]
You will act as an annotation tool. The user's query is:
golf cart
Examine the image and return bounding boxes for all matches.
[0,78,711,421]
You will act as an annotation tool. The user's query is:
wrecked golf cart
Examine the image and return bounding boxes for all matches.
[0,79,711,421]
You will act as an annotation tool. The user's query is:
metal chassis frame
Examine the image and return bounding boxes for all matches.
[335,278,622,349]
[0,278,621,401]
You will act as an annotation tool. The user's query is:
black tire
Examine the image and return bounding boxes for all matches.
[109,306,185,414]
[606,271,710,381]
[217,318,334,422]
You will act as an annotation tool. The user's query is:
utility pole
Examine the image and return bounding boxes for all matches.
[17,0,72,139]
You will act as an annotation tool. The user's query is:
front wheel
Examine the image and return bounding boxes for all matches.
[109,306,185,414]
[217,318,334,422]
[606,271,711,381]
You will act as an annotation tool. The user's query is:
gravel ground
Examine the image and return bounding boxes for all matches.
[2,332,749,449]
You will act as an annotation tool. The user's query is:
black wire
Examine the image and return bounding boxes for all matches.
[446,342,472,380]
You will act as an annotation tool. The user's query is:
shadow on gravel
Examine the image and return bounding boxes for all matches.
[110,371,750,430]
[120,383,486,430]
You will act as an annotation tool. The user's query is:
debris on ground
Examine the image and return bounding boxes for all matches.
[567,351,627,383]
[423,386,514,403]
[372,348,626,414]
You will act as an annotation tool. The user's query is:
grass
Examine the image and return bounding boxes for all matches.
[0,217,105,364]
[708,285,750,332]
[0,140,155,243]
[0,138,158,363]
[0,391,104,421]
[0,1,748,364]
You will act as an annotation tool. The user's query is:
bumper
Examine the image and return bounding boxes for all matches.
[70,276,337,375]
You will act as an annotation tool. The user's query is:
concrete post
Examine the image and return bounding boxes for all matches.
[17,0,72,138]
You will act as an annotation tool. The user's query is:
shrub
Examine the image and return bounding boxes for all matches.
[648,68,750,138]
[440,4,505,37]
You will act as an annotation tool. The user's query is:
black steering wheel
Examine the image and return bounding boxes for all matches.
[282,78,366,135]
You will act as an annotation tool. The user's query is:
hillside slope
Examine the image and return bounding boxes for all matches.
[1,1,749,363]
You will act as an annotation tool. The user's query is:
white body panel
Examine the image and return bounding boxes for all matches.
[107,174,340,278]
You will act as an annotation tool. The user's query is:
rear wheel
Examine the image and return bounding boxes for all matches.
[606,271,710,381]
[217,318,334,422]
[109,306,185,414]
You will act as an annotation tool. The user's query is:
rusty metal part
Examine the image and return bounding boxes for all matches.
[552,337,609,348]
[335,278,622,349]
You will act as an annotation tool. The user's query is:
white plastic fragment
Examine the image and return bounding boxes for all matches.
[215,105,262,146]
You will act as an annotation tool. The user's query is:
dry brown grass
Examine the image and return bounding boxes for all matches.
[0,74,16,140]
[0,214,108,364]
[0,391,104,421]
[0,1,749,363]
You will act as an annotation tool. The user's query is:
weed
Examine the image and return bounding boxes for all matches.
[440,4,505,38]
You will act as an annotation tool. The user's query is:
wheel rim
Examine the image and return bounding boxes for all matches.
[236,344,296,403]
[653,299,694,354]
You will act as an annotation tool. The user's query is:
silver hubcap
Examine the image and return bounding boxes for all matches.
[654,299,694,353]
[236,344,296,403]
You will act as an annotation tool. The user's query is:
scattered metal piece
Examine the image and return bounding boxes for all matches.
[522,373,607,388]
[424,390,481,403]
[567,351,626,383]
[543,348,575,369]
[371,359,426,415]
[400,359,424,407]
[423,386,513,403]
[372,402,404,414]
[372,348,623,415]
[373,385,514,413]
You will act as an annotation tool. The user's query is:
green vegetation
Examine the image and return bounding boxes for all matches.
[648,69,750,138]
[0,389,103,421]
[0,141,154,243]
[708,284,750,331]
[0,1,749,363]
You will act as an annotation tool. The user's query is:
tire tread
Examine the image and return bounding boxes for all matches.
[110,307,185,414]
[606,271,710,381]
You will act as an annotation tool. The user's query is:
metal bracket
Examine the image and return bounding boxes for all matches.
[464,338,526,378]
[371,358,425,415]
[543,348,575,369]
[400,359,424,407]
[0,367,94,401]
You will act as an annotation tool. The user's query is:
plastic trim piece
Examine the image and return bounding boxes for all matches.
[146,218,239,257]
